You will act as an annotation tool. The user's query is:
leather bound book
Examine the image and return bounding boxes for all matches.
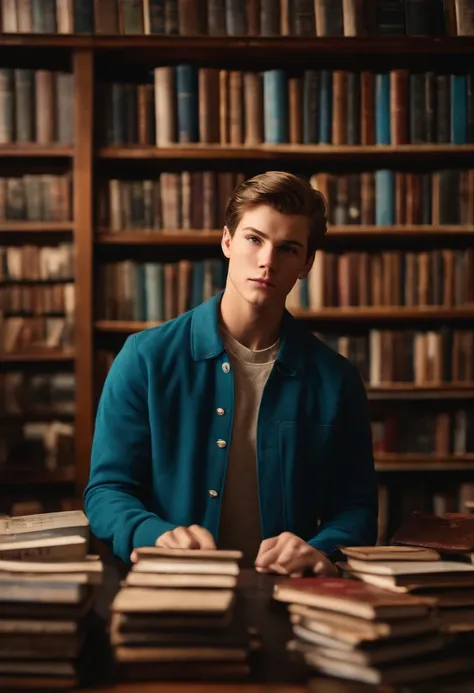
[392,511,474,553]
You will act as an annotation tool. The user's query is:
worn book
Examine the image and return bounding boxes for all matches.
[346,559,474,576]
[288,604,441,643]
[392,511,474,554]
[0,510,89,543]
[124,572,237,589]
[348,569,474,592]
[134,547,242,561]
[291,628,445,665]
[0,535,87,561]
[304,650,474,685]
[0,555,102,575]
[340,546,440,561]
[0,580,91,605]
[111,588,235,614]
[131,558,239,576]
[273,577,437,620]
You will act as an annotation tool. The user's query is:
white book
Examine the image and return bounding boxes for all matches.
[0,535,86,561]
[0,556,101,574]
[347,558,474,576]
[0,510,89,543]
[132,559,240,576]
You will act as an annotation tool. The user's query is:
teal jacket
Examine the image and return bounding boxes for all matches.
[84,292,377,564]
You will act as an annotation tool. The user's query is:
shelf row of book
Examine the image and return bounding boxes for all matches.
[0,175,72,223]
[97,253,474,325]
[0,315,74,353]
[0,69,74,145]
[317,330,474,387]
[99,169,474,231]
[0,282,74,317]
[101,68,474,147]
[0,0,468,37]
[96,326,474,389]
[0,418,74,469]
[0,371,74,417]
[0,244,74,281]
[371,409,474,456]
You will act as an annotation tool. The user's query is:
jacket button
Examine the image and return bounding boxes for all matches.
[216,439,227,448]
[222,362,231,373]
[208,489,218,498]
[216,408,225,416]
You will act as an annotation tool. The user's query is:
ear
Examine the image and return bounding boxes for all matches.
[298,251,315,279]
[221,225,232,259]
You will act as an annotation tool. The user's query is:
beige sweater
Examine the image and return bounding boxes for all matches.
[217,327,280,567]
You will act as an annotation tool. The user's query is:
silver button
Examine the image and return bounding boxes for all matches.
[216,439,227,448]
[216,408,225,416]
[222,362,231,373]
[208,489,218,498]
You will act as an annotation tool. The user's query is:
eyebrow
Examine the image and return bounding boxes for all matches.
[242,227,305,249]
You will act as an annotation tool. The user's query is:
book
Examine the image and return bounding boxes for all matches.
[288,604,441,643]
[273,577,437,620]
[340,546,441,561]
[133,547,242,561]
[111,587,235,614]
[125,572,237,589]
[131,558,239,576]
[0,535,87,561]
[345,559,474,576]
[0,510,89,542]
[0,555,102,574]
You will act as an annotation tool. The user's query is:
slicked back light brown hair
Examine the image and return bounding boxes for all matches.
[224,171,328,256]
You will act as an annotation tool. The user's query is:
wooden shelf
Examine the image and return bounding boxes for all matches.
[0,222,74,233]
[0,349,75,363]
[292,307,474,321]
[0,144,74,158]
[97,144,474,162]
[95,308,474,334]
[96,226,474,245]
[0,466,75,485]
[2,35,474,55]
[367,384,474,400]
[96,231,223,245]
[376,455,474,472]
[95,320,162,333]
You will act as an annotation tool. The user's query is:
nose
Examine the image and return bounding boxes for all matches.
[258,244,277,272]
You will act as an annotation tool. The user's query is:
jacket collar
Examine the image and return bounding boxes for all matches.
[190,291,301,377]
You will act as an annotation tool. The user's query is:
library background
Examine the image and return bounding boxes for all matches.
[1,0,473,547]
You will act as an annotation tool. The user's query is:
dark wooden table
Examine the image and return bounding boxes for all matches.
[80,551,474,693]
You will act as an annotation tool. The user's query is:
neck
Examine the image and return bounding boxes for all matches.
[219,281,283,351]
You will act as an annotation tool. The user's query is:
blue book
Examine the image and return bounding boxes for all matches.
[191,261,204,307]
[144,263,164,321]
[375,74,390,145]
[451,74,467,144]
[176,65,199,143]
[299,277,310,309]
[375,170,395,225]
[318,71,332,144]
[263,70,288,144]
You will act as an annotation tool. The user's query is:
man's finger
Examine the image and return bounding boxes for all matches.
[273,539,301,568]
[173,526,200,549]
[254,544,283,568]
[130,549,137,563]
[255,536,279,563]
[188,525,216,550]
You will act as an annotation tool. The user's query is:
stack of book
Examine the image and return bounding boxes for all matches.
[273,565,473,686]
[344,545,474,636]
[0,510,104,689]
[110,547,258,681]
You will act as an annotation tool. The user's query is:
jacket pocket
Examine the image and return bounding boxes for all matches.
[278,421,336,538]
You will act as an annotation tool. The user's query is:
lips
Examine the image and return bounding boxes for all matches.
[250,278,275,288]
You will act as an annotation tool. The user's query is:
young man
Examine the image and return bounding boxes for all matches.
[85,171,377,576]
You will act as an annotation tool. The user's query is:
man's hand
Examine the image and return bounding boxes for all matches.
[254,532,338,578]
[130,524,216,563]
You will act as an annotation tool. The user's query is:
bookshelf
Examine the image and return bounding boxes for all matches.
[1,1,474,536]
